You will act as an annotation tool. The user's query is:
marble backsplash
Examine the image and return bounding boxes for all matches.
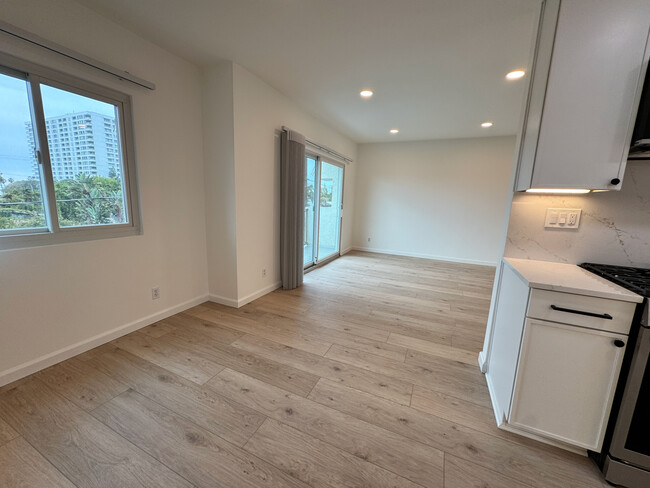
[505,160,650,267]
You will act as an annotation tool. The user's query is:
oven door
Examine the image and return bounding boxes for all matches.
[610,324,650,469]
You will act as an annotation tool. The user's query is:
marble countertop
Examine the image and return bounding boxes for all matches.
[504,258,644,303]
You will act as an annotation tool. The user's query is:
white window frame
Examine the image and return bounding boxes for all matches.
[0,52,141,250]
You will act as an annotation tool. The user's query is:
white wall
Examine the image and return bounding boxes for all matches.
[506,160,650,267]
[210,63,357,304]
[202,63,238,303]
[0,0,209,384]
[353,136,516,265]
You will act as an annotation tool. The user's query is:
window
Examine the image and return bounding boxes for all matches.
[0,54,140,249]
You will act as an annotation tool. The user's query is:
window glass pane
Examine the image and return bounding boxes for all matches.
[0,72,47,231]
[304,156,316,266]
[40,84,128,227]
[317,161,343,260]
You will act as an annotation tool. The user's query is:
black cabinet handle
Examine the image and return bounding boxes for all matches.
[550,304,613,320]
[611,178,621,185]
[614,339,625,348]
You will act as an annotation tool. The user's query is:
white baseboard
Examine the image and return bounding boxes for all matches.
[237,281,282,307]
[209,281,282,309]
[351,246,497,267]
[0,294,209,387]
[208,293,239,308]
[484,370,503,426]
[341,246,353,255]
[478,350,488,373]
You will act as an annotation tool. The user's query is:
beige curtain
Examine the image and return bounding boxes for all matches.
[280,129,306,289]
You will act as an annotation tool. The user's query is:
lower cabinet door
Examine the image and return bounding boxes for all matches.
[509,318,627,451]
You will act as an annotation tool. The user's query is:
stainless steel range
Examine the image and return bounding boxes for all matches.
[580,263,650,487]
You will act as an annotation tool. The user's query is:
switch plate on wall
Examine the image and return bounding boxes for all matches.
[544,208,581,229]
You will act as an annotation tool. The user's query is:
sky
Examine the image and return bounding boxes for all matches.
[0,72,116,182]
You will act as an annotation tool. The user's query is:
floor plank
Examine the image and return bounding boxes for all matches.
[308,377,607,488]
[232,333,414,405]
[230,306,409,361]
[244,418,422,488]
[92,388,308,488]
[0,437,77,488]
[444,454,532,488]
[208,368,444,488]
[112,331,226,385]
[164,312,245,344]
[136,320,177,338]
[35,357,128,411]
[326,344,490,408]
[164,325,320,397]
[0,377,193,488]
[387,333,478,365]
[0,415,19,446]
[86,347,264,447]
[194,308,333,355]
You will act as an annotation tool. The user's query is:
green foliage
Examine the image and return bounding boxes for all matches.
[0,177,46,229]
[0,172,124,230]
[320,182,333,206]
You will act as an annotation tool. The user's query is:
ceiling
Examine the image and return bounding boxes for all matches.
[75,0,541,143]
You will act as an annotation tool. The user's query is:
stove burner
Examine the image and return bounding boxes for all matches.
[580,263,650,297]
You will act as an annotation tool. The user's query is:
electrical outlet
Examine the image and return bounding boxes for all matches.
[544,208,581,229]
[151,286,160,300]
[261,268,267,278]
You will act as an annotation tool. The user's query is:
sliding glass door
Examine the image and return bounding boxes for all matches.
[304,155,344,269]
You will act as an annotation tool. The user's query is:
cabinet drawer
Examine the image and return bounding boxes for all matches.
[527,289,635,335]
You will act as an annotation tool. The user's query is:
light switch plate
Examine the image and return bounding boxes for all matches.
[545,208,581,229]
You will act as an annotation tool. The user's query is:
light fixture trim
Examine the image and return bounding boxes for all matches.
[389,128,399,134]
[506,69,526,80]
[360,89,374,98]
[525,188,591,194]
[481,121,494,128]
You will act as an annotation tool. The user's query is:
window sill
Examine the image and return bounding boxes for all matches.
[0,224,141,251]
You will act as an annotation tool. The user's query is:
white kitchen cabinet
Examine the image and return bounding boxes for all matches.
[484,261,530,423]
[509,319,627,451]
[515,0,650,191]
[485,258,641,452]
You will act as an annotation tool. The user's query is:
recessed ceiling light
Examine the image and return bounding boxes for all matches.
[481,121,494,128]
[506,70,526,80]
[390,128,399,134]
[360,89,374,98]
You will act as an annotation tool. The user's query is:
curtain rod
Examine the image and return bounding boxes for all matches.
[0,20,156,90]
[283,127,353,163]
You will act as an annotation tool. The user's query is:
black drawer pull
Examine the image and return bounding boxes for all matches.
[550,304,613,320]
[613,339,625,348]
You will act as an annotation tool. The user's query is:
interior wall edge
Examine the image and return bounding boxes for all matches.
[0,294,209,388]
[208,294,239,308]
[237,280,283,308]
[351,246,498,267]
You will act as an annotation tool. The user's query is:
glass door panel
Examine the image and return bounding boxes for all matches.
[304,156,317,267]
[317,161,343,261]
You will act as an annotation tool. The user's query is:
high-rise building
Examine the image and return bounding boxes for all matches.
[25,111,122,181]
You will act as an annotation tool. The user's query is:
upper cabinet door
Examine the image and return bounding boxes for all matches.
[515,0,650,191]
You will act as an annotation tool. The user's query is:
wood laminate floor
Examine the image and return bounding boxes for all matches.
[0,251,609,488]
